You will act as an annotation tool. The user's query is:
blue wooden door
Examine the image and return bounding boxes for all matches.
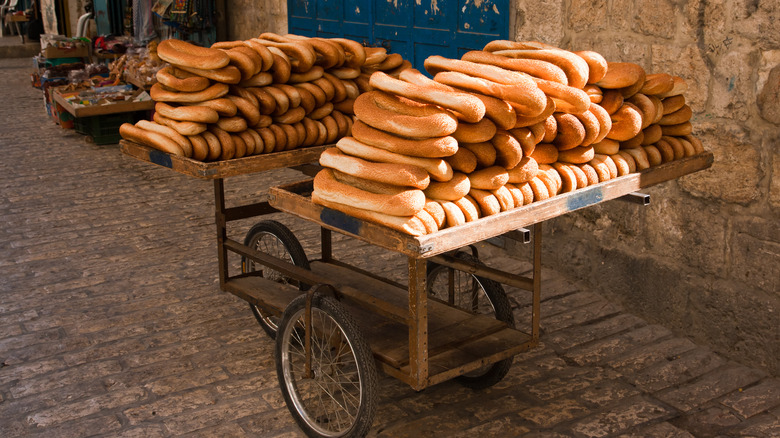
[287,0,508,72]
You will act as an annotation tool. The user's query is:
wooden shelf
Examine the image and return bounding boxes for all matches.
[308,261,533,385]
[120,140,328,179]
[269,152,714,258]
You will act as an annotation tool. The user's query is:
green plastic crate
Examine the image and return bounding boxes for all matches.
[74,111,148,145]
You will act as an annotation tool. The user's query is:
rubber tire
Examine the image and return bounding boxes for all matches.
[426,252,515,389]
[242,220,310,339]
[276,294,378,438]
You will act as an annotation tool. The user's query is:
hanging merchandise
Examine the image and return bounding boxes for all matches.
[151,0,215,46]
[133,0,157,43]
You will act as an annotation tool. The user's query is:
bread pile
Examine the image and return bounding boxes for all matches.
[120,34,394,160]
[312,40,705,236]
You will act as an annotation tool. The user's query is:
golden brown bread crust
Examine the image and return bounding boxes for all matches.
[597,62,646,89]
[445,148,478,173]
[159,39,230,70]
[468,166,510,190]
[369,71,486,123]
[452,118,497,143]
[558,146,595,164]
[353,91,458,138]
[424,172,471,201]
[492,131,525,169]
[553,113,586,150]
[433,70,546,117]
[350,120,458,158]
[177,65,242,84]
[607,102,643,141]
[588,103,612,143]
[469,188,502,216]
[592,138,620,155]
[335,137,453,182]
[314,168,425,216]
[156,65,211,92]
[150,82,229,103]
[489,46,590,89]
[531,78,591,114]
[319,147,430,189]
[155,102,219,124]
[573,50,608,84]
[152,113,208,136]
[462,50,568,84]
[312,192,426,236]
[462,142,497,168]
[529,143,558,165]
[120,123,185,156]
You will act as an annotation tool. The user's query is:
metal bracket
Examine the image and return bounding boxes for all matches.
[487,227,532,248]
[617,192,650,205]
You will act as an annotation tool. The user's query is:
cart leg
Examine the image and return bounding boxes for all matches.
[321,227,332,262]
[532,222,542,342]
[408,256,429,391]
[214,178,229,289]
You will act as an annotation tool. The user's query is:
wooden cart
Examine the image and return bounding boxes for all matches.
[120,140,713,437]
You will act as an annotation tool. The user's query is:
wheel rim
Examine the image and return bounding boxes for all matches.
[428,268,498,378]
[245,231,296,332]
[280,307,363,437]
[428,268,497,317]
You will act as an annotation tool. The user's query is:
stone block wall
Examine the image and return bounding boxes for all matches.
[215,0,779,374]
[224,0,287,40]
[510,0,779,375]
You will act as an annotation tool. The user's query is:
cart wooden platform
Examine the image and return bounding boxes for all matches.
[120,140,713,437]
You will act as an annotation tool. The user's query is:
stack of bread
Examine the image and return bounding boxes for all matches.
[120,34,376,160]
[312,40,705,235]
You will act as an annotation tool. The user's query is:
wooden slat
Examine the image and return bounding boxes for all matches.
[268,152,714,258]
[309,262,409,325]
[421,327,535,386]
[223,274,302,317]
[120,140,327,179]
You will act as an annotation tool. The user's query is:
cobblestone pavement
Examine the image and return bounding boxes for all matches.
[1,57,778,437]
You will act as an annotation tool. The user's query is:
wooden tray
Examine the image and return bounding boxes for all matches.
[53,89,154,118]
[120,140,328,179]
[268,152,714,258]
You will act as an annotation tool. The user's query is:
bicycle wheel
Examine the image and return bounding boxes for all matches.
[426,252,515,389]
[276,294,378,438]
[242,220,310,339]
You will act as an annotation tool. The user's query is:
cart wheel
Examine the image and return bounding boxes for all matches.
[242,220,310,339]
[427,252,515,389]
[276,293,378,438]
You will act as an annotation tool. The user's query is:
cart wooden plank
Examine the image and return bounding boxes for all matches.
[120,140,327,179]
[223,273,301,318]
[312,261,521,370]
[269,152,713,258]
[420,328,535,386]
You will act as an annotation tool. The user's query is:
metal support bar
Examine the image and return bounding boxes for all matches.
[214,179,229,289]
[617,192,650,205]
[506,228,532,243]
[532,222,542,342]
[321,228,332,262]
[428,253,534,291]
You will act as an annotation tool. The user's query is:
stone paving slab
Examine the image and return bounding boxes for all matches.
[0,58,778,437]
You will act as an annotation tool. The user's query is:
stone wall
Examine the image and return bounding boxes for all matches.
[213,1,779,374]
[224,0,287,40]
[509,0,779,375]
